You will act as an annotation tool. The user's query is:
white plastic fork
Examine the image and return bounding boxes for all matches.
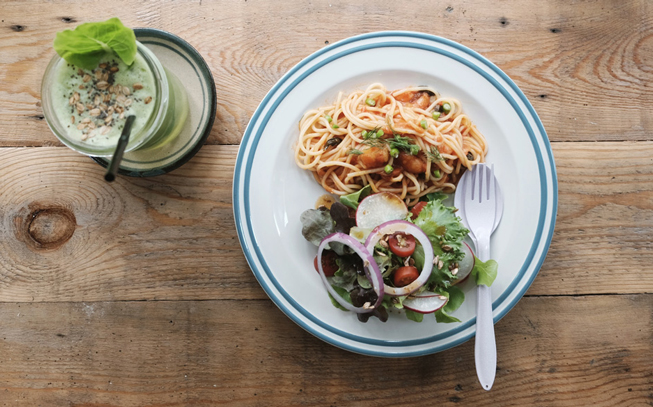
[461,163,501,391]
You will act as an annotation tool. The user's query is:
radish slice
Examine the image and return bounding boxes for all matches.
[364,220,434,296]
[317,233,384,313]
[356,192,408,229]
[453,242,475,284]
[403,292,448,314]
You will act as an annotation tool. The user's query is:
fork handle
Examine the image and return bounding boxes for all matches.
[474,233,496,391]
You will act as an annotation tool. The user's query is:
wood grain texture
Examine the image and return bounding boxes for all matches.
[0,295,651,407]
[0,0,652,146]
[0,143,652,303]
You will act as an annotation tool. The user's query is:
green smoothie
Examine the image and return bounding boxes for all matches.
[51,52,156,148]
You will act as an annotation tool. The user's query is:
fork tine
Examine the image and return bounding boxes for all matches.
[478,165,484,203]
[488,164,495,201]
[470,165,477,201]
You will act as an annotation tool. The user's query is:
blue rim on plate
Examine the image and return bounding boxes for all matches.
[234,31,558,357]
[92,28,217,177]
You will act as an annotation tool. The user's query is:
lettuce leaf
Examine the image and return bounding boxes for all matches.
[340,185,372,209]
[413,199,469,277]
[472,257,498,286]
[405,309,424,322]
[300,208,334,246]
[328,286,352,311]
[434,285,464,323]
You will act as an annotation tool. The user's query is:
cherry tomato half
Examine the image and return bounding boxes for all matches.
[314,250,339,277]
[410,201,428,220]
[388,232,416,257]
[393,266,420,287]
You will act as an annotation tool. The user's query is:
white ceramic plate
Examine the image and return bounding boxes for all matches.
[233,32,557,357]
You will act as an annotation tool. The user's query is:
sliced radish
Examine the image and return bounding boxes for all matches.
[364,220,434,296]
[403,292,448,314]
[356,192,408,229]
[453,242,475,285]
[317,233,384,313]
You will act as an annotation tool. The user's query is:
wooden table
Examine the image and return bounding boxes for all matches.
[1,1,652,405]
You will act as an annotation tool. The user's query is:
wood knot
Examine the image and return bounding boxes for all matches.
[11,25,24,32]
[27,207,76,249]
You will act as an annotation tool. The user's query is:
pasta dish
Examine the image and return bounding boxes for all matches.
[295,83,487,205]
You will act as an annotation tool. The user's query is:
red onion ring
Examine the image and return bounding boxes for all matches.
[317,233,384,313]
[364,220,434,296]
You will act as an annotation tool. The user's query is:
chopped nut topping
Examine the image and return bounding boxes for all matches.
[80,133,88,141]
[94,95,101,106]
[68,96,75,105]
[71,116,75,124]
[144,96,152,104]
[102,72,109,82]
[451,268,459,276]
[442,245,452,252]
[114,84,122,94]
[438,260,444,269]
[110,66,119,73]
[116,95,126,104]
[76,123,86,130]
[96,81,109,90]
[77,68,84,75]
[99,63,107,69]
[124,98,133,107]
[78,85,85,90]
[104,116,113,124]
[133,83,143,90]
[89,108,101,117]
[88,121,96,129]
[81,118,91,124]
[82,74,91,83]
[75,102,85,113]
[122,87,131,96]
[95,70,103,80]
[73,92,80,102]
[101,126,111,135]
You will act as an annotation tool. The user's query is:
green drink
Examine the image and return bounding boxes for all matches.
[42,22,188,157]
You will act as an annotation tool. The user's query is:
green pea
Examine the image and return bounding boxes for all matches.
[325,114,332,123]
[365,98,376,107]
[432,112,441,120]
[420,119,428,129]
[410,145,420,155]
[442,103,451,114]
[433,169,441,178]
[362,130,369,139]
[332,124,339,129]
[384,165,394,174]
[376,129,384,138]
[390,148,399,158]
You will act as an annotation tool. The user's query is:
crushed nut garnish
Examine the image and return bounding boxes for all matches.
[122,87,131,96]
[144,96,152,104]
[82,74,91,83]
[96,81,109,90]
[133,83,143,90]
[98,63,107,69]
[438,260,444,269]
[109,66,119,73]
[77,68,84,75]
[70,115,75,124]
[89,108,100,117]
[442,245,452,252]
[451,268,459,276]
[94,95,101,106]
[124,98,133,107]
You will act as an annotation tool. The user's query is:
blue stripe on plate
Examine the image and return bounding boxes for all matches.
[233,31,557,357]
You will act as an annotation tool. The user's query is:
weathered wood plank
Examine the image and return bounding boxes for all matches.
[0,142,652,302]
[0,0,651,146]
[0,295,650,406]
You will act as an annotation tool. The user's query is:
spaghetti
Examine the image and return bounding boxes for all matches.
[295,83,487,206]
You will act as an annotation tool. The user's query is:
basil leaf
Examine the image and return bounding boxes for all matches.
[340,185,372,209]
[472,257,498,287]
[54,18,136,69]
[405,309,424,322]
